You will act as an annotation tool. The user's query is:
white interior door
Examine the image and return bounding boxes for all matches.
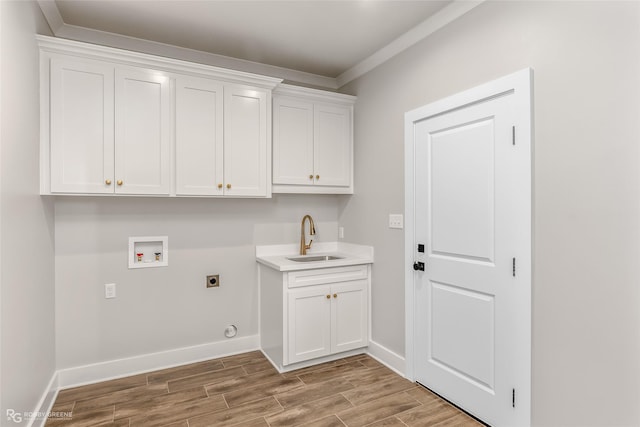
[405,70,532,427]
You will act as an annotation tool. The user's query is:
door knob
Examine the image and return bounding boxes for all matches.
[413,262,425,271]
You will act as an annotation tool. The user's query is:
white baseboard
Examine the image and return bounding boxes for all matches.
[26,371,59,427]
[366,340,406,377]
[57,335,260,389]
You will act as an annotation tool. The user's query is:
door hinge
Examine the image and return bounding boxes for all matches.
[512,257,516,277]
[512,388,516,408]
[512,126,516,145]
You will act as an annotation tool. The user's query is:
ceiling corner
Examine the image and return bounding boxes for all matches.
[37,0,65,33]
[336,0,485,88]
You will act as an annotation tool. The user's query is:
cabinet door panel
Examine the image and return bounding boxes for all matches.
[314,104,351,187]
[224,86,268,196]
[332,280,368,353]
[288,286,331,364]
[115,67,170,195]
[273,96,314,185]
[176,77,224,195]
[50,58,114,193]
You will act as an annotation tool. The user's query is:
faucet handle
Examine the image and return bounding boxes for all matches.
[305,239,313,250]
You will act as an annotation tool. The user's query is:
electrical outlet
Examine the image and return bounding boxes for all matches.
[338,227,345,239]
[105,283,116,299]
[389,214,404,229]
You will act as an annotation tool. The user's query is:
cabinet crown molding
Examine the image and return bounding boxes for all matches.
[274,83,356,105]
[37,35,283,89]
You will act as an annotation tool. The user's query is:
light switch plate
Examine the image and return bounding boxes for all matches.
[389,214,404,229]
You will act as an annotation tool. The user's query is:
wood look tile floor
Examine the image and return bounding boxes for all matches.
[47,351,483,427]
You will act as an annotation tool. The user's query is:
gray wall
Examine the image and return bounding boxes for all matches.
[0,1,55,424]
[54,195,340,368]
[339,1,640,426]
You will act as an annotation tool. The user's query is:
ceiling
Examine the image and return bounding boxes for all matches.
[38,0,481,88]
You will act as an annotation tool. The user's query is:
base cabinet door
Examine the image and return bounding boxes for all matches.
[332,280,368,353]
[288,285,332,364]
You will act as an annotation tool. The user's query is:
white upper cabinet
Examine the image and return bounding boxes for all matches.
[49,57,114,194]
[115,67,171,195]
[175,80,270,197]
[39,35,281,197]
[49,58,172,195]
[272,97,314,186]
[175,76,224,196]
[314,103,351,187]
[273,84,356,194]
[224,86,270,197]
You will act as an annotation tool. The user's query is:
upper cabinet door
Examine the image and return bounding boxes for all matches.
[273,96,314,185]
[175,76,224,196]
[314,103,352,187]
[50,57,114,193]
[114,67,171,195]
[224,86,269,197]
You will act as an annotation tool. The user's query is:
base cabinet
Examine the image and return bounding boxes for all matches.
[288,280,367,364]
[260,264,370,371]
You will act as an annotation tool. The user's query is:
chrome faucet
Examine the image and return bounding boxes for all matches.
[300,214,316,255]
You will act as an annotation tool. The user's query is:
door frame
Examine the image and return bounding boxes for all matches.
[404,68,533,425]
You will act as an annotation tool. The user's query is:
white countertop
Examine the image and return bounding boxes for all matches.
[256,242,374,272]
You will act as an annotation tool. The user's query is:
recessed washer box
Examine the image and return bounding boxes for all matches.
[128,236,168,269]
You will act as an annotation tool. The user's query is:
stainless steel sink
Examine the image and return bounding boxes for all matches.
[287,255,344,262]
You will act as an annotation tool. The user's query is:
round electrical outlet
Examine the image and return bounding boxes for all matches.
[224,324,237,338]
